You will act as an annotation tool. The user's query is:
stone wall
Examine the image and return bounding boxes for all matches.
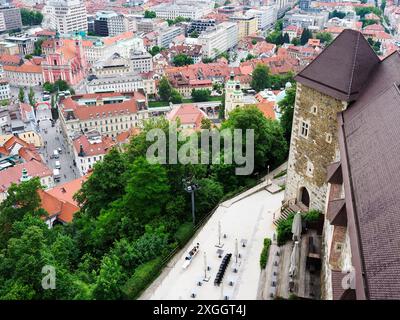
[284,83,347,211]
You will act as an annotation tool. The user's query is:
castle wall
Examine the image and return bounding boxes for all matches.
[284,83,347,211]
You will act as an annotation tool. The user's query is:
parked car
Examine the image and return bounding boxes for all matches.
[55,161,61,169]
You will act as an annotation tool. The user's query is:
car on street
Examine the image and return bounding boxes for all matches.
[55,161,61,169]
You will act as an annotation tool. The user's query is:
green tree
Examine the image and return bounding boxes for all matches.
[149,45,160,56]
[158,76,172,102]
[200,118,212,129]
[18,87,25,103]
[315,32,333,45]
[170,89,182,104]
[250,64,270,92]
[173,54,194,66]
[329,10,346,19]
[191,89,211,102]
[195,178,224,215]
[25,54,33,60]
[144,10,156,18]
[92,255,126,300]
[28,87,36,107]
[74,148,128,218]
[20,8,43,26]
[251,39,257,45]
[124,157,170,223]
[189,31,199,38]
[300,28,312,45]
[291,37,300,46]
[283,32,290,44]
[222,106,288,171]
[278,84,296,143]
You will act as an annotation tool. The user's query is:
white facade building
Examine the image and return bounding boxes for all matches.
[247,5,278,30]
[198,22,239,59]
[86,73,156,95]
[0,79,10,101]
[44,0,88,35]
[152,0,214,20]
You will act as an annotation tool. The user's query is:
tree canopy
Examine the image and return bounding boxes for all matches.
[21,8,43,26]
[250,64,270,92]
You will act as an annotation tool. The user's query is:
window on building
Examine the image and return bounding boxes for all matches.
[311,105,317,115]
[300,120,310,138]
[306,161,314,177]
[326,133,332,144]
[335,242,344,253]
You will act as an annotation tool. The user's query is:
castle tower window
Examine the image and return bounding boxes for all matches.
[300,120,310,138]
[326,133,332,144]
[311,105,318,114]
[306,161,314,177]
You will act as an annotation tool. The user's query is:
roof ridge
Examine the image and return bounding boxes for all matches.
[347,32,361,100]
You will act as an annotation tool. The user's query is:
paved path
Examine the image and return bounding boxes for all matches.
[141,188,284,300]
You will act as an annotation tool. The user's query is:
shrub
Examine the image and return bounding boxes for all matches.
[276,212,294,246]
[174,222,194,247]
[303,209,322,223]
[260,238,272,269]
[122,257,162,299]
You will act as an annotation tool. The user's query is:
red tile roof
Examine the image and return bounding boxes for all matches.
[73,135,115,157]
[0,160,52,192]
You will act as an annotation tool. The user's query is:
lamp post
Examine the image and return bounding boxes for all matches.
[183,178,200,225]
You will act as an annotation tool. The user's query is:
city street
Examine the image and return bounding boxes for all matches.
[38,119,79,185]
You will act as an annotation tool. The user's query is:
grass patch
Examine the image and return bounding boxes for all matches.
[260,238,272,269]
[148,100,169,108]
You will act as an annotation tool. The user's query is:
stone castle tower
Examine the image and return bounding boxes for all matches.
[224,71,244,118]
[284,30,380,212]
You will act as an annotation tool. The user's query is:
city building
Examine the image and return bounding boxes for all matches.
[0,79,10,101]
[38,176,87,227]
[167,104,208,131]
[3,61,43,86]
[187,19,216,34]
[247,6,278,31]
[41,37,87,86]
[0,5,22,32]
[151,0,214,20]
[86,73,156,95]
[157,26,184,48]
[91,52,132,76]
[5,36,34,56]
[198,22,239,59]
[44,0,88,35]
[82,32,144,65]
[230,14,258,39]
[72,131,114,175]
[94,11,129,37]
[0,41,19,55]
[130,50,153,73]
[0,161,54,203]
[59,91,149,140]
[224,71,244,118]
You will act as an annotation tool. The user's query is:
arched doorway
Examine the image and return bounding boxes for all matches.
[299,187,310,209]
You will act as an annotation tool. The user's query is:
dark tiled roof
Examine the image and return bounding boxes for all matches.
[340,77,400,299]
[295,29,380,102]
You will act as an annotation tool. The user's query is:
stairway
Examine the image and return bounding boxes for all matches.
[273,201,306,226]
